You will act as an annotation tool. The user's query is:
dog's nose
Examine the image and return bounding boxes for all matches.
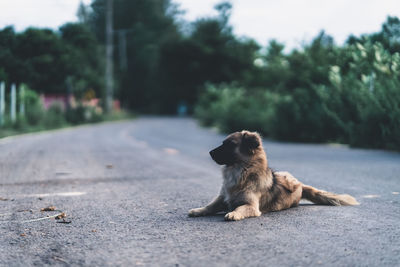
[209,148,217,158]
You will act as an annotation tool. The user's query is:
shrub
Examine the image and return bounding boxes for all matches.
[66,104,103,124]
[66,105,86,124]
[195,84,280,136]
[42,102,66,128]
[195,41,400,150]
[23,88,45,126]
[324,42,400,149]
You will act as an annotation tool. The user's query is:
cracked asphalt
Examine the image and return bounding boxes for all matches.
[1,117,399,266]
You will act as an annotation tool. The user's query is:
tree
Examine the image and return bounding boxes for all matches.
[88,0,260,113]
[0,27,20,83]
[347,16,400,54]
[0,23,104,99]
[158,2,259,112]
[89,0,180,111]
[59,23,105,98]
[14,28,68,93]
[77,1,91,24]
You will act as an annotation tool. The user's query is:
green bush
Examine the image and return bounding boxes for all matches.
[323,42,400,149]
[23,88,45,126]
[195,40,400,150]
[42,102,67,128]
[195,84,279,136]
[66,104,103,124]
[66,105,85,124]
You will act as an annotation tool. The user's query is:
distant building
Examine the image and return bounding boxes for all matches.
[40,94,75,110]
[40,93,120,112]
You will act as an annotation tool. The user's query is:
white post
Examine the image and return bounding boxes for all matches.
[11,83,16,123]
[0,82,4,126]
[19,84,25,117]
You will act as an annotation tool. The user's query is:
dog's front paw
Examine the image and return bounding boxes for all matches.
[224,211,244,221]
[188,207,206,217]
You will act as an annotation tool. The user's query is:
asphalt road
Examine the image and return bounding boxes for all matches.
[1,117,399,266]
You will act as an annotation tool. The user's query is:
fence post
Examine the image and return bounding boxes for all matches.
[11,83,16,123]
[19,84,25,117]
[0,82,4,126]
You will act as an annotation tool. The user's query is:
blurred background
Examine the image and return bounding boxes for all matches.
[0,0,399,150]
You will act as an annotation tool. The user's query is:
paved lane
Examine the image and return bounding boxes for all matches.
[1,117,399,266]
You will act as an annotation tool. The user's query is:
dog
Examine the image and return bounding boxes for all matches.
[188,130,359,221]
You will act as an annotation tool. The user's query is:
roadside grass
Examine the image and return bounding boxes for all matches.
[0,110,135,139]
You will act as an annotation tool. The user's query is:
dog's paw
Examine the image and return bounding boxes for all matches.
[188,208,206,217]
[224,211,244,221]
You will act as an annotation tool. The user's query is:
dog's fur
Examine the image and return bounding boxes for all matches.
[188,130,359,221]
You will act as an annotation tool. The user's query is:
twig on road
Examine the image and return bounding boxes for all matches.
[0,209,69,224]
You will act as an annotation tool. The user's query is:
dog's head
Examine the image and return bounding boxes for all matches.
[209,130,262,166]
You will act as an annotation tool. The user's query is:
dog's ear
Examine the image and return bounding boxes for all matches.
[242,131,261,150]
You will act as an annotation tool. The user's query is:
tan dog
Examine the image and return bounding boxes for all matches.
[189,131,359,221]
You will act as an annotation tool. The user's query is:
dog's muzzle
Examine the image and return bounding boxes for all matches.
[209,145,235,165]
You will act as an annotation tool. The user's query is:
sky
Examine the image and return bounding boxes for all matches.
[0,0,92,30]
[1,0,400,50]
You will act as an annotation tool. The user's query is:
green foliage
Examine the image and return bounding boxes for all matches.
[195,17,400,150]
[0,23,104,97]
[0,27,19,83]
[195,84,279,135]
[0,0,399,150]
[88,0,259,113]
[0,87,110,137]
[158,4,259,113]
[23,88,45,125]
[66,105,103,124]
[15,28,68,93]
[89,0,181,112]
[59,23,105,98]
[0,68,6,80]
[324,41,400,149]
[42,102,67,128]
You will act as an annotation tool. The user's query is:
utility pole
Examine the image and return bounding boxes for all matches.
[114,28,133,70]
[118,30,128,71]
[0,82,5,126]
[105,0,114,113]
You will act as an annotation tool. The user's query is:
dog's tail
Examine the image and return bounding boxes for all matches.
[301,185,359,206]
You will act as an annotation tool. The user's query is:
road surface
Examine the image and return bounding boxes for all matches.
[1,117,399,266]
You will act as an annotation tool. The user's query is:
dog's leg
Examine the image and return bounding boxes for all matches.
[224,203,261,221]
[188,195,227,217]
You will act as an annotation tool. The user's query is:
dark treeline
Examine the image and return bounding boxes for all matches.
[88,0,259,113]
[0,23,104,98]
[0,0,257,113]
[0,1,399,149]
